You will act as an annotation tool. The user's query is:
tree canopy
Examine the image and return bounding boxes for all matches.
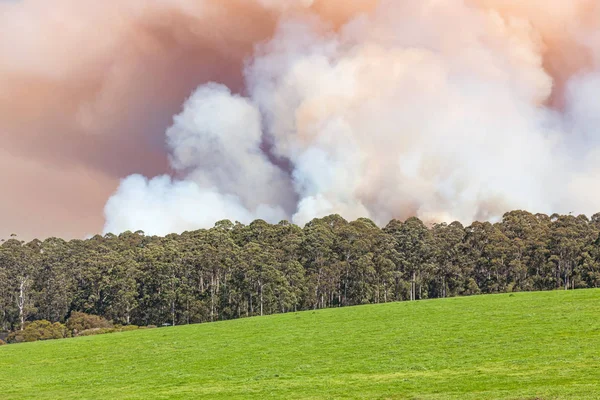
[1,211,600,331]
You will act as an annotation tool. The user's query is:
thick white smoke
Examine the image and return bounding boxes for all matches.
[103,84,290,234]
[104,0,600,236]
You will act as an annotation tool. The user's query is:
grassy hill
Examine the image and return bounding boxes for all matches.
[1,290,599,399]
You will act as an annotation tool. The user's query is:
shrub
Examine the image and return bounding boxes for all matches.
[138,325,156,330]
[464,278,481,296]
[77,325,138,337]
[67,312,113,336]
[119,325,139,332]
[7,321,69,343]
[77,328,116,337]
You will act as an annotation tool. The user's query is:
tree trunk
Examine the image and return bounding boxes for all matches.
[18,278,26,331]
[186,299,190,325]
[344,262,349,306]
[442,275,446,298]
[210,275,215,322]
[314,267,322,310]
[171,300,176,326]
[384,285,388,303]
[249,292,253,314]
[411,270,416,301]
[259,281,263,317]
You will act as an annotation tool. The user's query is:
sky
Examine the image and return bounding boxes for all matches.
[1,0,599,239]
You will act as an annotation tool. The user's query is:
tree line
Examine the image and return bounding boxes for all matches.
[1,210,600,332]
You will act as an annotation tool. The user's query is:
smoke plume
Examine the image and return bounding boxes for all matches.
[1,0,599,238]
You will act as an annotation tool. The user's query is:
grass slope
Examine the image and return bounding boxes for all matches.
[1,290,600,399]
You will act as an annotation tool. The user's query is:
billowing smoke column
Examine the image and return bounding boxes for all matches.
[104,0,600,235]
[1,0,599,238]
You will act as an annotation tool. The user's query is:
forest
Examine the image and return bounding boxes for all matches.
[1,210,600,334]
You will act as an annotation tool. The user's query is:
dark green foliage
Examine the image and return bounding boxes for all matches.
[115,324,139,332]
[76,328,116,337]
[66,312,113,335]
[1,211,600,336]
[73,324,139,337]
[6,320,68,343]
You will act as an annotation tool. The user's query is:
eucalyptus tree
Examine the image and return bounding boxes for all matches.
[0,238,39,330]
[34,237,74,322]
[384,217,433,301]
[1,210,600,335]
[301,217,338,309]
[548,214,594,290]
[431,221,465,298]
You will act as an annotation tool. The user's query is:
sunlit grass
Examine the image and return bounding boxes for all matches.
[2,290,599,399]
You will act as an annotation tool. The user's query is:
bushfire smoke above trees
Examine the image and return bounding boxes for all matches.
[1,0,599,238]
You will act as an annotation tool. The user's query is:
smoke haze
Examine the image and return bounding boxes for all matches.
[1,0,599,238]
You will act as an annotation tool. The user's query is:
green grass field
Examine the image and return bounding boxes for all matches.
[1,290,600,399]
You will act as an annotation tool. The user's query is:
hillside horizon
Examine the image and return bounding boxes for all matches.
[2,290,599,399]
